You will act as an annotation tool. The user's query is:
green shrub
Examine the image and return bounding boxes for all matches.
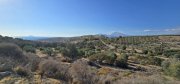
[148,56,162,66]
[114,53,128,68]
[133,54,162,66]
[147,50,154,56]
[142,50,148,54]
[60,45,80,59]
[39,47,44,51]
[14,66,29,77]
[43,48,54,56]
[89,52,117,65]
[154,46,163,55]
[23,45,36,53]
[122,45,126,50]
[132,48,137,53]
[169,62,180,79]
[163,49,180,58]
[67,45,79,59]
[161,60,170,74]
[162,59,180,79]
[174,54,180,59]
[106,52,117,64]
[85,50,96,57]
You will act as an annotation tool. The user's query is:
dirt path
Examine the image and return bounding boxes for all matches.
[100,39,115,49]
[36,49,47,57]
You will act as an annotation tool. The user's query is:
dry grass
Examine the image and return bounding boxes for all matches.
[70,59,99,84]
[113,74,180,84]
[159,36,180,42]
[98,67,112,75]
[36,49,47,58]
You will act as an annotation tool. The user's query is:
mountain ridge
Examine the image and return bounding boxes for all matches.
[17,32,127,41]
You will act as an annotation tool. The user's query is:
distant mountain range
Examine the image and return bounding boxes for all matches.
[102,32,127,38]
[17,36,50,41]
[18,32,127,41]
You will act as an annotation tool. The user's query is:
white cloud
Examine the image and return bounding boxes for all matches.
[164,28,180,34]
[143,29,159,32]
[143,27,180,35]
[144,29,152,32]
[165,28,180,32]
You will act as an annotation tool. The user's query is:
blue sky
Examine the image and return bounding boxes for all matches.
[0,0,180,37]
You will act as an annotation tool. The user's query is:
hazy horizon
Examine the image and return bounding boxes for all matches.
[0,0,180,37]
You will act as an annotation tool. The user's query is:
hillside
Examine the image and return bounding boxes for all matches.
[17,36,50,41]
[0,35,180,84]
[39,35,103,43]
[38,35,180,43]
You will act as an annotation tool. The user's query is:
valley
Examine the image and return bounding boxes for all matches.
[0,35,180,84]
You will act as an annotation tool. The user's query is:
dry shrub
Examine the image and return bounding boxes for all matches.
[25,53,41,72]
[14,66,30,77]
[98,75,114,84]
[70,59,99,84]
[0,43,41,75]
[0,43,27,63]
[113,74,179,84]
[39,59,72,82]
[0,57,16,72]
[0,43,28,72]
